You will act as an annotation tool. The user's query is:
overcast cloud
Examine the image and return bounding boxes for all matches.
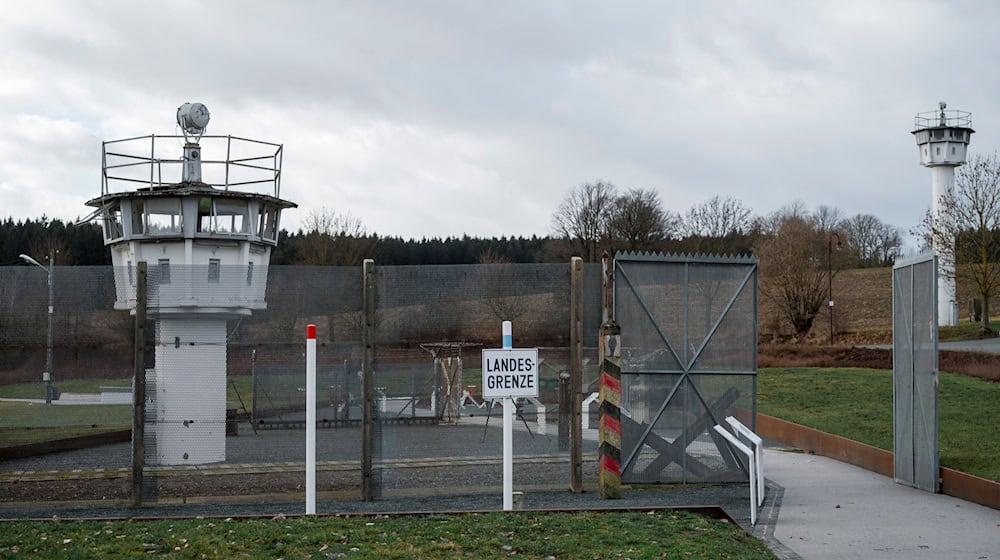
[2,1,1000,245]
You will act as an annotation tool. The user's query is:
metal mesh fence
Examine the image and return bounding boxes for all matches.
[615,254,757,484]
[892,254,939,492]
[1,262,605,509]
[370,264,594,498]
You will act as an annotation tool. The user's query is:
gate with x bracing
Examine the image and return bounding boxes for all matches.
[614,253,757,484]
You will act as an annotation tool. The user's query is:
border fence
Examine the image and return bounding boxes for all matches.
[1,262,603,508]
[0,257,758,513]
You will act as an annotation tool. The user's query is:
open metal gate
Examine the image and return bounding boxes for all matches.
[892,253,939,492]
[614,253,757,484]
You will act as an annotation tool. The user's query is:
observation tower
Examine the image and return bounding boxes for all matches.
[86,103,296,464]
[912,102,974,326]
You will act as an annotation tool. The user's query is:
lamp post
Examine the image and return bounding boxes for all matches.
[827,233,842,346]
[19,251,54,404]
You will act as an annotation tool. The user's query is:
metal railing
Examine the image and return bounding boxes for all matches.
[101,134,283,198]
[913,108,972,130]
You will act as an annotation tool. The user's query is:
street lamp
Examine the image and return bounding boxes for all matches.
[827,233,842,346]
[19,251,55,404]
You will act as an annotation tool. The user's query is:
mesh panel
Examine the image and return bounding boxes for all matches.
[370,264,584,498]
[616,254,757,484]
[0,261,599,507]
[893,255,939,492]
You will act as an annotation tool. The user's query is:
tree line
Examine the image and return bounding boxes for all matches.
[1,185,908,339]
[1,191,903,271]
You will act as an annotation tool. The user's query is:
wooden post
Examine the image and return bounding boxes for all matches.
[569,257,584,493]
[130,261,147,508]
[361,259,376,501]
[598,253,622,499]
[598,320,622,499]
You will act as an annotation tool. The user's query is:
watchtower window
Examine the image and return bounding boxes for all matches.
[198,198,249,234]
[208,258,221,283]
[258,204,278,241]
[104,204,124,240]
[158,258,171,284]
[143,198,183,235]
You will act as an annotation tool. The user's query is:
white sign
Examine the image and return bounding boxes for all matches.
[481,348,539,398]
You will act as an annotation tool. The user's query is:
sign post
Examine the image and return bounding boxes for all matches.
[482,321,538,511]
[305,324,317,515]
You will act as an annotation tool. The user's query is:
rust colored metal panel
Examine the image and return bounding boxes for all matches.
[756,413,893,477]
[940,467,1000,510]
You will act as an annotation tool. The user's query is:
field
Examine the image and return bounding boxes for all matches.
[0,510,776,560]
[758,367,1000,481]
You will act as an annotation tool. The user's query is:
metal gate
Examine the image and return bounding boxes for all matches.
[892,253,939,492]
[614,253,757,484]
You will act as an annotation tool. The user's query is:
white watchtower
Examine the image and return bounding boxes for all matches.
[912,101,974,326]
[86,103,296,464]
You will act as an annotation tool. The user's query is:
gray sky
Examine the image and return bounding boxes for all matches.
[3,1,1000,243]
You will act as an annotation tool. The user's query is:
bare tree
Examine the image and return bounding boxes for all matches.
[916,152,1000,333]
[477,250,528,322]
[683,195,753,238]
[607,188,681,252]
[301,208,378,266]
[844,214,902,267]
[756,206,828,336]
[680,195,756,254]
[813,205,845,234]
[551,180,618,262]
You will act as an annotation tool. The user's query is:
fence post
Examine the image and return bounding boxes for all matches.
[569,256,583,493]
[599,253,622,499]
[305,324,317,514]
[130,261,147,508]
[598,320,622,499]
[361,259,376,501]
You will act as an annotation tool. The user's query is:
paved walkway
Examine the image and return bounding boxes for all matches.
[868,338,1000,354]
[760,449,999,559]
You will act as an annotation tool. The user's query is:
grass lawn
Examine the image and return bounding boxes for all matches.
[0,510,775,560]
[758,367,1000,481]
[938,318,1000,341]
[0,401,130,447]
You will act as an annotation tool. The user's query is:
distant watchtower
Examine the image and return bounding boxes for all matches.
[86,103,296,464]
[912,101,974,326]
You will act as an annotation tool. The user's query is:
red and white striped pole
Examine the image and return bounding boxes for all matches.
[305,324,317,514]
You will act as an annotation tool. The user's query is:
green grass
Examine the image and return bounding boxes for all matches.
[758,367,1000,481]
[0,401,130,447]
[0,378,131,400]
[0,510,775,560]
[938,318,1000,341]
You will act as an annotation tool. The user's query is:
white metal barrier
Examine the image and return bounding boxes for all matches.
[525,397,546,435]
[726,416,765,506]
[713,417,764,526]
[582,392,599,429]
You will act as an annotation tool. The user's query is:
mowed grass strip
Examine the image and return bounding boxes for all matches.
[0,510,776,560]
[0,401,130,447]
[758,367,1000,481]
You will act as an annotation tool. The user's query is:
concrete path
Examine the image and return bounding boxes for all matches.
[761,449,999,559]
[868,338,1000,354]
[939,338,1000,354]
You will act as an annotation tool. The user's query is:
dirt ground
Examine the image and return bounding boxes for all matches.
[759,343,1000,382]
